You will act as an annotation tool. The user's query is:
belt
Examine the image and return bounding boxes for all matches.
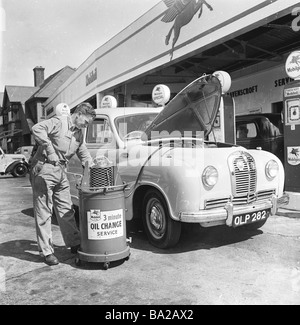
[45,160,67,166]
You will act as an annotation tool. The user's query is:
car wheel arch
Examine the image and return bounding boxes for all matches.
[7,161,28,177]
[132,184,176,221]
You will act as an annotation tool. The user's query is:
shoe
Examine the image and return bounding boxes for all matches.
[71,245,80,254]
[44,254,59,266]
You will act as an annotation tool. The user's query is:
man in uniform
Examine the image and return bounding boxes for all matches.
[30,102,96,266]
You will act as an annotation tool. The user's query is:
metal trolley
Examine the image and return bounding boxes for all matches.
[75,159,131,269]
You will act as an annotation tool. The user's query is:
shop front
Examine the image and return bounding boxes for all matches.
[43,0,300,117]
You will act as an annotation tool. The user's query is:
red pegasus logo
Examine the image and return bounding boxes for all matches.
[162,0,213,60]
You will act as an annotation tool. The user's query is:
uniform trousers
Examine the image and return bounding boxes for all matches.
[31,161,80,256]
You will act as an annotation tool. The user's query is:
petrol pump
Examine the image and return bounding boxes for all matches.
[283,51,300,203]
[283,83,300,191]
[209,71,235,143]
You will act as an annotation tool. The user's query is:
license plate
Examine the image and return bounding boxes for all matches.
[232,209,270,228]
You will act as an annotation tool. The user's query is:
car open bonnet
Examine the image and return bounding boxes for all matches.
[144,74,222,140]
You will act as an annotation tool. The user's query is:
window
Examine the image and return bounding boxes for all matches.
[236,122,257,139]
[115,113,158,139]
[86,119,113,144]
[13,110,20,120]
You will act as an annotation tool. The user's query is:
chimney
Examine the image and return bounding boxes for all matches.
[33,66,45,87]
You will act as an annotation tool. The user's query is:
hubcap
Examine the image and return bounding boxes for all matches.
[150,206,162,230]
[15,165,26,176]
[146,199,166,239]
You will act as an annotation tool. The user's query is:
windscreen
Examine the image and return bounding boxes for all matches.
[115,113,158,140]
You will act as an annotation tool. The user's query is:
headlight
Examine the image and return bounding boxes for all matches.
[265,160,279,180]
[202,166,218,189]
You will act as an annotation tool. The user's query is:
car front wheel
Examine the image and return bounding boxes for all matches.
[11,164,28,177]
[142,189,181,249]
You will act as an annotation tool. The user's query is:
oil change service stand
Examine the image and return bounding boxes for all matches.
[75,160,131,269]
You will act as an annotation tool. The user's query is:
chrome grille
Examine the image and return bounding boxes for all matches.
[204,189,275,210]
[229,151,257,196]
[205,198,229,209]
[232,193,256,205]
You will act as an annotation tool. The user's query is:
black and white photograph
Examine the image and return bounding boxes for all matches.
[0,0,300,308]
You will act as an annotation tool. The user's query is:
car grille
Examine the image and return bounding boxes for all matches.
[229,151,257,196]
[204,151,273,210]
[204,189,276,210]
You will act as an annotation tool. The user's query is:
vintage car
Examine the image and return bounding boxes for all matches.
[67,74,288,248]
[0,147,29,177]
[236,113,284,163]
[14,145,34,161]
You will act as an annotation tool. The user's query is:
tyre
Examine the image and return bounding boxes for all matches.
[11,164,28,177]
[142,189,181,249]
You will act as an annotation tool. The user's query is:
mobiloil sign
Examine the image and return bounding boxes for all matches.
[283,51,300,194]
[100,95,118,109]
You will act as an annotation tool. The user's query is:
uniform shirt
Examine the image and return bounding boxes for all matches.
[31,115,93,166]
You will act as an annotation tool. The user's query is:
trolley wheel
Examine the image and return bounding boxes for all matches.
[103,262,110,270]
[75,257,81,267]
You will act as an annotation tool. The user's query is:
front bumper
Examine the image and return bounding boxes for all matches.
[178,193,290,226]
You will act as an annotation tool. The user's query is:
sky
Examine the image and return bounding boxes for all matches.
[0,0,161,91]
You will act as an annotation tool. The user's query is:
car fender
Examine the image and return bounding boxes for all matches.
[129,151,203,222]
[247,149,285,197]
[6,160,28,174]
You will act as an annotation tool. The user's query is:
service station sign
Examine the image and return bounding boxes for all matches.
[285,51,300,80]
[287,146,300,166]
[87,209,124,240]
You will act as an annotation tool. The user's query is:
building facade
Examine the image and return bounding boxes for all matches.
[0,86,38,153]
[25,66,75,145]
[43,0,300,117]
[0,66,75,153]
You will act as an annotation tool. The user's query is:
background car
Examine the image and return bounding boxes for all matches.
[14,146,34,161]
[0,147,29,177]
[236,113,284,163]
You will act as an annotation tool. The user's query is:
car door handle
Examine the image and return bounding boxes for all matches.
[120,153,129,158]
